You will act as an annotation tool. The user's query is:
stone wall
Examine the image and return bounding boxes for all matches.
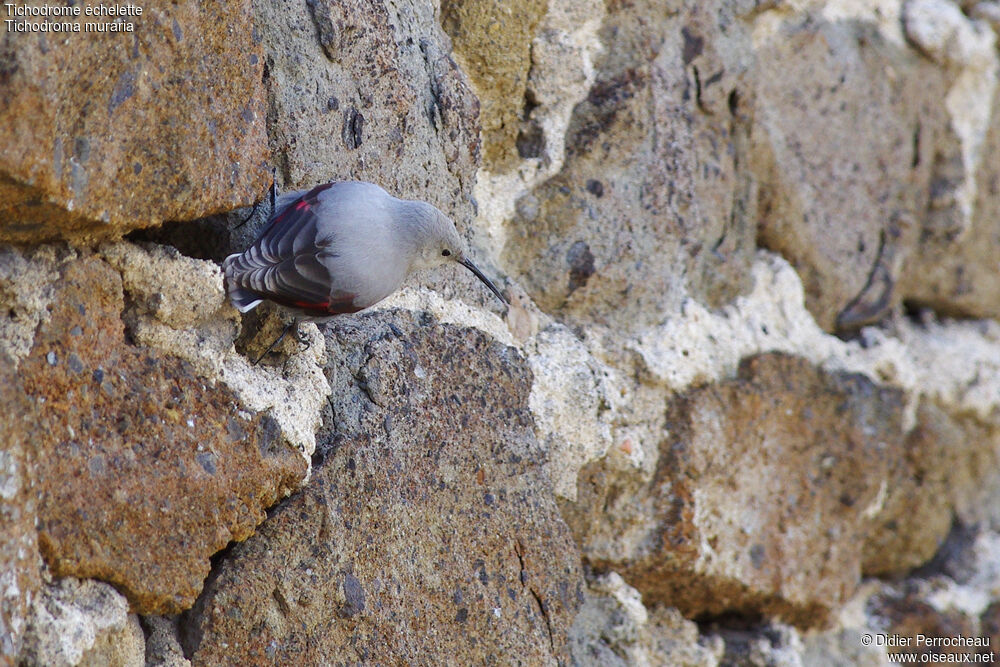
[2,0,1000,664]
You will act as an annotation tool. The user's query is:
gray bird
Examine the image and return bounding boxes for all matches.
[224,181,506,354]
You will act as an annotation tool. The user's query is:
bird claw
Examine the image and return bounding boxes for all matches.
[295,326,311,351]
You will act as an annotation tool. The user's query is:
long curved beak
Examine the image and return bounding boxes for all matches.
[460,258,508,306]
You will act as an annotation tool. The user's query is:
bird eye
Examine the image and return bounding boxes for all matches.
[441,249,451,257]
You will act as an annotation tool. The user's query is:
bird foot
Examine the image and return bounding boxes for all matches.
[295,325,311,351]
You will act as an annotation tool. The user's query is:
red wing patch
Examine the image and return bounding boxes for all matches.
[236,182,348,317]
[268,293,363,317]
[261,182,332,234]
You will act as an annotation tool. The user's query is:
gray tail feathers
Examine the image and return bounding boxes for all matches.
[223,253,263,313]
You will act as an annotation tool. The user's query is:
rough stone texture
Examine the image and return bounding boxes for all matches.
[565,353,910,626]
[0,352,41,666]
[458,0,607,268]
[3,0,1000,663]
[440,0,547,172]
[751,1,999,333]
[903,76,1000,320]
[100,242,235,378]
[78,614,144,667]
[98,240,331,458]
[142,616,191,667]
[862,398,1000,576]
[890,525,1000,663]
[526,325,618,500]
[715,622,807,667]
[18,252,306,614]
[0,0,270,243]
[498,0,757,333]
[750,4,946,333]
[0,245,63,364]
[898,0,999,325]
[248,0,479,221]
[183,311,584,665]
[18,579,143,667]
[569,573,725,666]
[569,546,1000,667]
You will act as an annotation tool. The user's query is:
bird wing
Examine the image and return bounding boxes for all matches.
[224,183,362,316]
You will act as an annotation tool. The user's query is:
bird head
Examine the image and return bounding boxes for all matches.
[407,202,508,306]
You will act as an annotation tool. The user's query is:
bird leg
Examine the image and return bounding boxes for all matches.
[295,322,311,350]
[251,320,293,365]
